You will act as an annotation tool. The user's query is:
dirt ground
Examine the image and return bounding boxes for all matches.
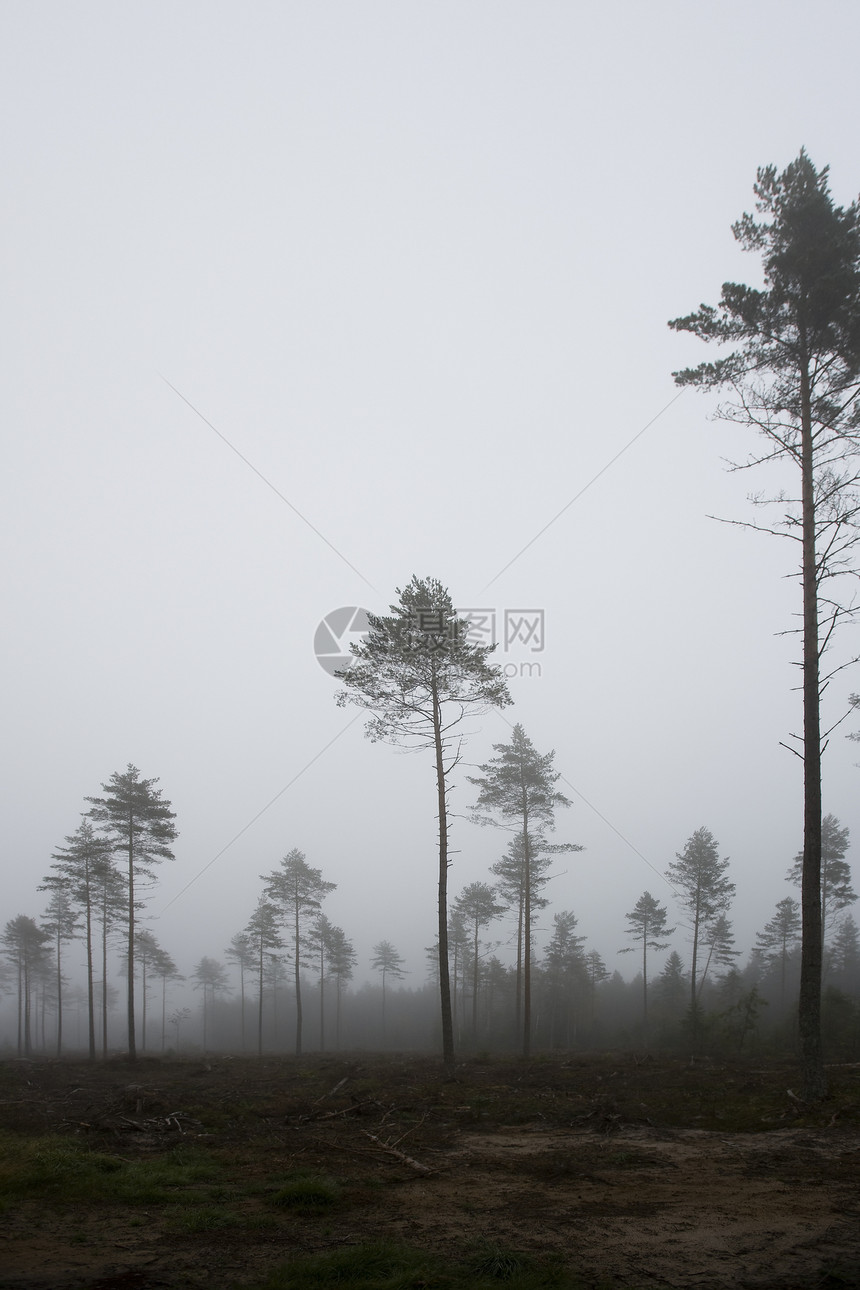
[1,1052,859,1289]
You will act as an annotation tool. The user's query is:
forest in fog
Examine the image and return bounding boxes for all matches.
[3,756,858,1064]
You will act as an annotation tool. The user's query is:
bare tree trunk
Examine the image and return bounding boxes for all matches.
[642,935,649,1049]
[55,933,63,1058]
[318,944,325,1053]
[522,814,532,1058]
[257,953,264,1057]
[126,816,136,1061]
[101,914,109,1058]
[514,887,523,1039]
[85,893,96,1060]
[239,962,246,1052]
[141,957,147,1053]
[799,359,826,1100]
[471,919,479,1041]
[294,894,303,1056]
[16,960,23,1057]
[432,675,455,1074]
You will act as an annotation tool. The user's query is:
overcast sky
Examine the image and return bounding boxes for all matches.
[3,1,860,990]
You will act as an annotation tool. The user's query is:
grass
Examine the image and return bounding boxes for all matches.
[250,1240,577,1289]
[166,1203,268,1233]
[269,1171,342,1210]
[0,1134,222,1206]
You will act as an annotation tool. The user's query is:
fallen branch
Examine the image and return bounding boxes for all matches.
[314,1076,349,1104]
[361,1130,433,1175]
[297,1097,384,1124]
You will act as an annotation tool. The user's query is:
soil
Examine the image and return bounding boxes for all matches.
[1,1052,859,1289]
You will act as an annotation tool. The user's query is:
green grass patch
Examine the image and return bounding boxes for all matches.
[250,1239,577,1289]
[166,1204,252,1233]
[0,1134,222,1206]
[269,1171,342,1211]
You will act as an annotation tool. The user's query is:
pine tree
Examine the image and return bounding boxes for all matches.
[325,924,356,1049]
[311,915,354,1052]
[620,891,675,1044]
[262,849,335,1056]
[543,910,587,1047]
[584,949,611,1030]
[489,832,552,1041]
[245,896,284,1056]
[191,957,230,1052]
[336,576,511,1072]
[225,932,254,1051]
[829,914,860,994]
[666,827,735,1030]
[48,820,115,1059]
[1,916,52,1056]
[38,876,79,1057]
[670,153,860,1097]
[452,882,506,1042]
[94,855,126,1056]
[471,724,581,1056]
[86,766,178,1060]
[370,940,406,1041]
[787,814,857,944]
[653,951,688,1028]
[134,929,162,1053]
[697,914,740,998]
[152,946,182,1052]
[756,897,802,1008]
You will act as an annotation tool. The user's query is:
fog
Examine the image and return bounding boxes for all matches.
[2,1,859,1021]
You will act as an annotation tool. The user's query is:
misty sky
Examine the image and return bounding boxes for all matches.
[3,1,859,990]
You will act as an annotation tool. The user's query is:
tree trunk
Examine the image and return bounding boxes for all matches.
[16,959,23,1057]
[257,951,264,1057]
[432,673,455,1074]
[642,935,648,1049]
[381,971,387,1042]
[141,956,147,1053]
[472,919,479,1041]
[514,888,523,1039]
[319,946,325,1053]
[799,357,827,1100]
[55,933,63,1058]
[126,814,136,1061]
[294,896,303,1056]
[102,914,108,1058]
[85,882,96,1060]
[240,962,246,1052]
[522,813,532,1058]
[24,959,32,1056]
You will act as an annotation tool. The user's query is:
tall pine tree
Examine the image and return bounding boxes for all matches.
[670,153,860,1097]
[471,724,581,1056]
[86,766,178,1060]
